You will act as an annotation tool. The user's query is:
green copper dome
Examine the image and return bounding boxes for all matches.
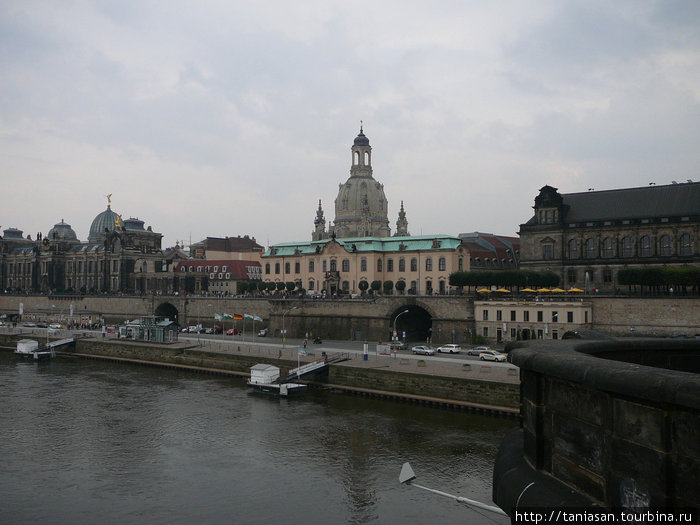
[88,206,118,242]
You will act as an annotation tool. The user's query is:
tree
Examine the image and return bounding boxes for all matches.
[238,282,249,294]
[358,280,369,294]
[383,280,394,294]
[285,281,296,292]
[370,280,382,294]
[276,282,285,292]
[395,280,406,294]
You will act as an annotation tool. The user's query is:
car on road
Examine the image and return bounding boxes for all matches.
[37,322,48,328]
[436,344,462,354]
[411,345,435,355]
[49,323,62,329]
[226,328,240,336]
[258,328,268,337]
[389,340,407,350]
[479,350,507,362]
[22,322,37,327]
[468,346,491,356]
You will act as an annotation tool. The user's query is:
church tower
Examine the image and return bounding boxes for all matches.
[311,200,328,241]
[332,124,391,239]
[395,201,410,237]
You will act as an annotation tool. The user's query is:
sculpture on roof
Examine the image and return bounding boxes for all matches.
[105,193,112,206]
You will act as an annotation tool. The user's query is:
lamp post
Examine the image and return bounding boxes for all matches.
[393,309,409,343]
[282,306,298,349]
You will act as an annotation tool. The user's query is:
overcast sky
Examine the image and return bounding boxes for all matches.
[2,1,699,248]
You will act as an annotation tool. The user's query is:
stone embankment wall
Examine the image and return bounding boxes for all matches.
[590,297,700,337]
[0,334,518,412]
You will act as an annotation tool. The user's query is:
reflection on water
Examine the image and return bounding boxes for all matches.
[0,353,514,524]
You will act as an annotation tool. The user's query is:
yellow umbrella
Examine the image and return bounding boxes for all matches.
[521,288,537,293]
[476,288,492,294]
[568,287,584,293]
[495,288,510,293]
[536,288,551,293]
[551,287,567,293]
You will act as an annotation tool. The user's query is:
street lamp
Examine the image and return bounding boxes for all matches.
[393,309,409,343]
[282,306,298,349]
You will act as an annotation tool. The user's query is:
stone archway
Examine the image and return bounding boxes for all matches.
[390,305,432,343]
[155,302,179,325]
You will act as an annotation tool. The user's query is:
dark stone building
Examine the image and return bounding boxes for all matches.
[518,182,700,292]
[0,201,169,294]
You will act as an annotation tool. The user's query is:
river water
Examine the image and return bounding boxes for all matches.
[0,352,514,525]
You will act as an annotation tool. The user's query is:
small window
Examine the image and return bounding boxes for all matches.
[567,311,573,323]
[438,257,446,271]
[399,258,406,272]
[496,310,502,321]
[425,257,433,271]
[552,311,558,322]
[537,311,543,322]
[510,310,516,321]
[411,258,418,271]
[543,244,553,260]
[482,309,489,321]
[523,311,530,322]
[342,259,350,272]
[387,259,393,272]
[360,258,367,272]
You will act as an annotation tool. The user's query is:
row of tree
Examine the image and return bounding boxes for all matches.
[448,270,561,290]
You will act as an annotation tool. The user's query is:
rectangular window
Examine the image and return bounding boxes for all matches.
[510,328,516,338]
[482,309,489,321]
[552,311,558,322]
[360,259,367,272]
[603,268,612,283]
[537,311,543,322]
[309,260,315,272]
[510,310,516,321]
[537,329,544,339]
[567,311,574,323]
[567,268,576,284]
[523,311,530,322]
[552,330,559,340]
[294,262,300,274]
[543,244,553,260]
[387,259,393,272]
[483,327,489,338]
[585,311,589,323]
[496,310,502,321]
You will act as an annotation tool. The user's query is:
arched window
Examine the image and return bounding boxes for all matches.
[377,259,383,272]
[659,235,672,256]
[322,260,327,272]
[387,259,393,272]
[309,260,315,272]
[458,258,463,271]
[640,236,652,257]
[354,152,359,165]
[680,233,692,256]
[342,259,350,272]
[569,239,579,259]
[284,262,290,274]
[330,259,337,272]
[274,263,280,274]
[622,237,633,257]
[294,262,300,274]
[585,238,596,259]
[425,257,433,271]
[602,238,614,258]
[410,258,417,271]
[360,258,367,272]
[399,258,406,272]
[438,257,446,271]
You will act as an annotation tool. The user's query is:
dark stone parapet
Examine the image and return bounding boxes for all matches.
[494,338,700,514]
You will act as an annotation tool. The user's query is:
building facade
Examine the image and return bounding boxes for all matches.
[1,200,170,294]
[475,299,592,343]
[174,259,262,295]
[262,235,469,296]
[518,183,700,292]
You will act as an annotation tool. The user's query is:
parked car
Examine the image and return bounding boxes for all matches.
[106,326,116,334]
[226,328,240,336]
[436,344,462,354]
[37,322,48,328]
[479,350,507,362]
[49,323,62,329]
[257,328,268,337]
[389,340,407,350]
[22,322,37,327]
[411,345,435,355]
[468,346,491,356]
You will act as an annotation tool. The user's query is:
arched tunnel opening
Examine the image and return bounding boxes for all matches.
[390,305,432,344]
[155,302,179,325]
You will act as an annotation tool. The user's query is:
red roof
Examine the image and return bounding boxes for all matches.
[175,259,262,280]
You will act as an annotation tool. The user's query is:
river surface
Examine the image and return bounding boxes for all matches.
[0,352,514,525]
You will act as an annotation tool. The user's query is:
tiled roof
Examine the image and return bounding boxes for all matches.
[204,236,264,252]
[175,259,261,279]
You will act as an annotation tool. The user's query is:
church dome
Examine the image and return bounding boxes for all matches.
[354,130,370,146]
[48,219,78,241]
[88,206,118,242]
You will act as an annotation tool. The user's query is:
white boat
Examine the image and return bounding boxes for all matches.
[15,339,55,361]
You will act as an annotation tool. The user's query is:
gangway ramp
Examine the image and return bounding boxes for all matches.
[47,338,75,350]
[281,352,350,383]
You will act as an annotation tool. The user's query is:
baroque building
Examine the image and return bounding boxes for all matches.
[0,197,170,294]
[518,182,700,292]
[312,125,407,240]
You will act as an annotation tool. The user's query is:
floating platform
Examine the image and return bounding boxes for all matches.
[247,380,308,396]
